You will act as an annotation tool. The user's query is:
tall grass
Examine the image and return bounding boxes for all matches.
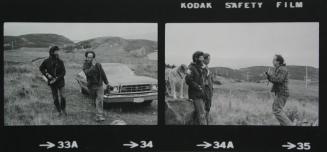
[4,48,158,126]
[208,82,318,126]
[168,79,319,126]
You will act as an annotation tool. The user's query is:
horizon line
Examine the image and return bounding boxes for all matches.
[4,33,157,42]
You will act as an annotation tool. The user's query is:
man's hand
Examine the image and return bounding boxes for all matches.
[46,73,53,80]
[49,78,57,84]
[92,59,96,66]
[263,71,268,78]
[106,84,113,90]
[199,86,206,97]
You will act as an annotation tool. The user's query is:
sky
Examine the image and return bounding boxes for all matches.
[166,23,319,69]
[4,23,157,42]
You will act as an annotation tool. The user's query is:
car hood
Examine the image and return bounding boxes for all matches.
[108,74,157,86]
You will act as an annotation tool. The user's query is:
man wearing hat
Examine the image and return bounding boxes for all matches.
[39,46,67,116]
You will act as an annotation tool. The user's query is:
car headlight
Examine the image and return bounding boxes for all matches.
[111,86,119,93]
[105,85,119,94]
[151,84,158,91]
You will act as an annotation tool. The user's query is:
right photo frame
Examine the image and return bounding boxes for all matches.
[165,23,319,126]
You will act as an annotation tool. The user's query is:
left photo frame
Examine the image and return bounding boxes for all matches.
[4,22,158,125]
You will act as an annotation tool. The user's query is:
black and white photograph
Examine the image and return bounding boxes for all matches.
[165,23,319,126]
[4,23,158,125]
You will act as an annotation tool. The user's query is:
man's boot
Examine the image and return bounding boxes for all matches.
[54,98,61,116]
[61,97,67,116]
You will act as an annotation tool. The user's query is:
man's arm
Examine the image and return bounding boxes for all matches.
[39,60,53,79]
[185,67,202,92]
[56,60,66,79]
[267,68,287,83]
[210,74,214,90]
[39,60,47,76]
[98,63,109,85]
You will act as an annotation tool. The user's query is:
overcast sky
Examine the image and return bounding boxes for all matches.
[166,23,319,69]
[4,23,157,42]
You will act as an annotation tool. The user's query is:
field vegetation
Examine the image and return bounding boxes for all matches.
[4,44,157,125]
[167,71,318,126]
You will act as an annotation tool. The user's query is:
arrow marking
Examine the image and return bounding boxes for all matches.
[196,141,212,149]
[39,141,55,149]
[123,141,139,149]
[282,142,296,150]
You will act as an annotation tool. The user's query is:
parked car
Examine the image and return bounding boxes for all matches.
[75,63,158,104]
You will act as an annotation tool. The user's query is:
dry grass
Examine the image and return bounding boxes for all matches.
[167,78,319,126]
[4,48,157,126]
[208,81,318,126]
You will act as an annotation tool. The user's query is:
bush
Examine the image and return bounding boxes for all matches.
[5,66,31,74]
[213,80,222,85]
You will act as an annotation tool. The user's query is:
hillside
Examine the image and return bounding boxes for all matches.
[209,67,245,81]
[4,34,157,56]
[4,34,74,49]
[210,65,319,82]
[240,66,319,82]
[71,36,157,55]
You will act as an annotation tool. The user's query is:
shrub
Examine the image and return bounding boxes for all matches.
[5,66,31,74]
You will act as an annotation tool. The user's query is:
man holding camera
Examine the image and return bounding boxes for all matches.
[265,54,294,126]
[39,46,67,116]
[83,51,110,121]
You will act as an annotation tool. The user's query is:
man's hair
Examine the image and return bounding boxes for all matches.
[49,46,59,56]
[203,53,210,59]
[192,51,204,62]
[275,54,286,66]
[85,51,96,58]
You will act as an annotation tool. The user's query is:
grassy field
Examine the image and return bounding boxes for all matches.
[208,80,318,126]
[167,76,318,126]
[4,48,157,125]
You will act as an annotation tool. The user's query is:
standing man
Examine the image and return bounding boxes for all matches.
[265,54,293,126]
[83,51,109,121]
[39,46,67,116]
[185,51,207,125]
[203,53,214,125]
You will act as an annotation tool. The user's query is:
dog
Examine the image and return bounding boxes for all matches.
[165,64,188,99]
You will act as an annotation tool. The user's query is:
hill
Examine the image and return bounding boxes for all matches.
[4,34,74,49]
[240,66,319,82]
[71,36,157,55]
[77,37,157,78]
[209,67,245,81]
[210,65,319,82]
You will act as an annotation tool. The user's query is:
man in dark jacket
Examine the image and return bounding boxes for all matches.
[83,51,109,121]
[265,54,293,126]
[39,46,67,116]
[203,53,214,125]
[185,51,207,125]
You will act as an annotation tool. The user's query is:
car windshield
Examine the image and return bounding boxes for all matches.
[102,64,134,76]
